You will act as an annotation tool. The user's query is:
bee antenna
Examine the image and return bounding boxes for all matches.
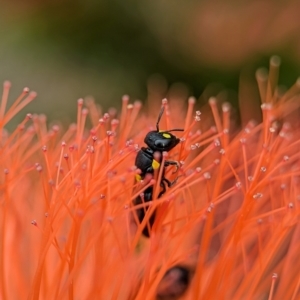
[167,129,184,132]
[156,106,165,131]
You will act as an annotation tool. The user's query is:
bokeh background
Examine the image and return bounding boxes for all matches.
[1,0,300,125]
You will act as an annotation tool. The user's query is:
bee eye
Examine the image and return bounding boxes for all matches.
[155,139,167,148]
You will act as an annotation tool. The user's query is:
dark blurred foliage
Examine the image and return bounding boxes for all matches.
[1,0,300,124]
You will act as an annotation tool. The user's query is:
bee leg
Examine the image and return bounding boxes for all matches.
[164,160,180,174]
[163,176,182,188]
[158,175,182,198]
[158,180,167,198]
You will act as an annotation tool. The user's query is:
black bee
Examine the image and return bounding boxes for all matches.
[134,106,184,237]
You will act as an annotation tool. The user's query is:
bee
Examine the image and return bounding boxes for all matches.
[134,106,184,237]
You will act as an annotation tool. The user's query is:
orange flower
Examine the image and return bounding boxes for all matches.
[0,57,300,300]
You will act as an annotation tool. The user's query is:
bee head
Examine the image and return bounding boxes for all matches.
[144,106,183,151]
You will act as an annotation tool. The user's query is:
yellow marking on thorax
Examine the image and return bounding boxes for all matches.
[152,159,160,169]
[135,174,142,181]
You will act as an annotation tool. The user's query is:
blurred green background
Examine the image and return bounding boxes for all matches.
[1,0,300,125]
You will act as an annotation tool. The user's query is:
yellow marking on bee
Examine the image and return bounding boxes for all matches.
[163,133,171,138]
[135,174,142,181]
[152,160,160,169]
